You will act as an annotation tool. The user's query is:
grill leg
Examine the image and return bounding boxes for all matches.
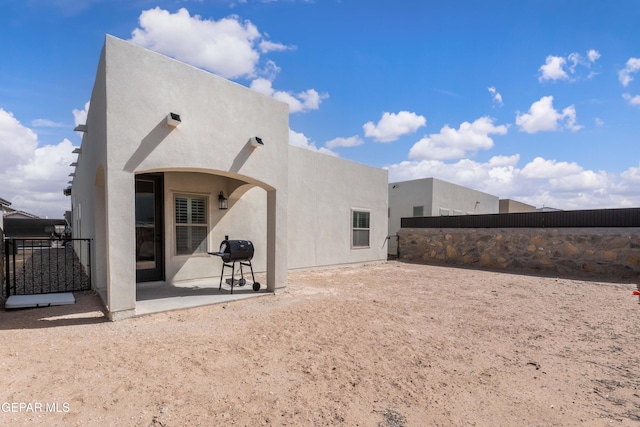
[230,261,236,294]
[239,263,245,287]
[219,262,225,291]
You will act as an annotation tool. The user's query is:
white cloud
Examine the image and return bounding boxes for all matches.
[250,78,327,113]
[72,101,90,127]
[385,155,639,210]
[488,154,520,168]
[623,93,640,106]
[516,96,582,133]
[363,111,426,143]
[587,49,601,62]
[0,108,39,172]
[549,170,610,193]
[130,7,290,80]
[288,128,337,156]
[488,86,503,106]
[259,40,294,53]
[520,157,583,179]
[408,116,507,161]
[561,105,581,131]
[618,57,640,87]
[617,166,640,196]
[0,108,79,218]
[31,119,66,128]
[539,56,568,82]
[325,135,364,149]
[129,8,322,115]
[6,139,77,218]
[595,118,604,127]
[539,50,600,82]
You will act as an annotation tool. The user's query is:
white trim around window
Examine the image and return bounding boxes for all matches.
[174,194,209,255]
[351,209,371,249]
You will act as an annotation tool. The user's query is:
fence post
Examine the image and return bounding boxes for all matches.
[5,240,10,298]
[0,231,4,298]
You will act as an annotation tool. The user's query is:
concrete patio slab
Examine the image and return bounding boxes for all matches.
[134,280,272,317]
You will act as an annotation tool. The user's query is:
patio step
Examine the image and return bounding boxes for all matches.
[5,293,75,309]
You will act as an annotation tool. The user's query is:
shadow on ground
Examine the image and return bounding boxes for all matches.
[0,291,107,330]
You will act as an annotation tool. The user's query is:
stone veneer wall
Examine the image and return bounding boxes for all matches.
[398,228,640,281]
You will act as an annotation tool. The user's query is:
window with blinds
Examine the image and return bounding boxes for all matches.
[352,210,370,248]
[175,196,208,255]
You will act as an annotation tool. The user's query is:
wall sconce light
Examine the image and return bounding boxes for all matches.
[167,112,181,127]
[218,191,228,210]
[249,136,264,148]
[74,124,88,133]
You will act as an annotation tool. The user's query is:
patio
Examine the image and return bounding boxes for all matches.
[134,278,272,316]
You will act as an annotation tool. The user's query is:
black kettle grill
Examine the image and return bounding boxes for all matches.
[209,237,260,294]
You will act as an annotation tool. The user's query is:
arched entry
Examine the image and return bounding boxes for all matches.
[133,168,285,296]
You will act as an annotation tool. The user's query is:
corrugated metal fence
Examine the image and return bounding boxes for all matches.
[401,207,640,229]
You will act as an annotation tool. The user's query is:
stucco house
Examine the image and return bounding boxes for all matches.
[0,197,10,231]
[498,199,536,213]
[69,36,387,320]
[387,178,499,255]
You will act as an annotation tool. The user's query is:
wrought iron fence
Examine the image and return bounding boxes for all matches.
[3,238,91,297]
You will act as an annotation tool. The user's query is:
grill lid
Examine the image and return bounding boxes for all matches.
[218,239,254,262]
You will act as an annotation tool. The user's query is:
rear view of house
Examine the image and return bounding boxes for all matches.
[69,36,387,320]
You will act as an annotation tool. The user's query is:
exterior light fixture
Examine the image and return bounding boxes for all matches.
[249,136,264,147]
[74,124,88,132]
[167,112,181,127]
[218,191,228,210]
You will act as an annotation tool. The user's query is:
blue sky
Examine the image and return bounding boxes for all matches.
[1,0,639,218]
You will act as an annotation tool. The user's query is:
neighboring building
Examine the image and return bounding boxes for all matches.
[0,197,10,231]
[3,210,40,219]
[0,197,7,288]
[69,36,388,320]
[499,199,536,213]
[388,177,499,254]
[1,197,40,220]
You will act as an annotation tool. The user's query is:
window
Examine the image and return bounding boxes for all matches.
[352,210,370,248]
[413,206,424,217]
[175,196,208,255]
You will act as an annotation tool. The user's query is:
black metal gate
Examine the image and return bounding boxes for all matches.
[3,238,92,297]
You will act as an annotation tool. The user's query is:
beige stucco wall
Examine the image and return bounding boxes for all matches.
[287,146,388,269]
[499,199,536,213]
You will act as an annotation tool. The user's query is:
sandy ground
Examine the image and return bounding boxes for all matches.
[1,261,639,426]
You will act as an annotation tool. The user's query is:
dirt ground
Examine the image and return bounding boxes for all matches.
[1,261,639,426]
